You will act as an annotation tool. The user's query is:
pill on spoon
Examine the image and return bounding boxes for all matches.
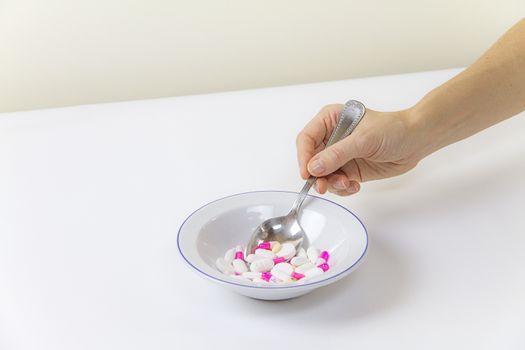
[258,242,272,250]
[276,243,296,260]
[271,241,281,253]
[255,248,276,259]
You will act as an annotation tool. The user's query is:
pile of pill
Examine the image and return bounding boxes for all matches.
[215,241,331,284]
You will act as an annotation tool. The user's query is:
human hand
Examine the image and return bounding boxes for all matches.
[296,104,424,196]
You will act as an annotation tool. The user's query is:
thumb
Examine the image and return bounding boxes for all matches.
[307,136,362,177]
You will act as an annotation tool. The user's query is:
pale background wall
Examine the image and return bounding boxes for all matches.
[0,0,524,113]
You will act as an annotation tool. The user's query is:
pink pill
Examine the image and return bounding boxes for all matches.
[257,242,272,250]
[273,257,286,264]
[319,251,330,261]
[234,251,245,261]
[261,271,272,282]
[318,263,330,272]
[291,272,305,280]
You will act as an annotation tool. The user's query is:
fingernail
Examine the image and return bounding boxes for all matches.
[308,159,325,175]
[347,183,359,193]
[333,180,347,190]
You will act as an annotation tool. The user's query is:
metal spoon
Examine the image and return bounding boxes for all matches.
[246,100,366,254]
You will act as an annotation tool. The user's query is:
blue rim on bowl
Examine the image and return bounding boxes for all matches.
[177,190,368,289]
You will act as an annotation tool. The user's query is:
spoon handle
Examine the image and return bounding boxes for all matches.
[289,100,366,215]
[324,100,367,149]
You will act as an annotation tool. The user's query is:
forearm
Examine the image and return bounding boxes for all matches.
[411,18,525,158]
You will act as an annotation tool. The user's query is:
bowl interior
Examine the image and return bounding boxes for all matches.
[178,191,367,286]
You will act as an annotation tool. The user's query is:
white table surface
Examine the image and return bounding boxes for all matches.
[1,68,524,350]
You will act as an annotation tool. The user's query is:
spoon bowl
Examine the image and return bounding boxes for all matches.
[245,212,309,255]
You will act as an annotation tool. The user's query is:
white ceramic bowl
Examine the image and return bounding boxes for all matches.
[177,191,368,300]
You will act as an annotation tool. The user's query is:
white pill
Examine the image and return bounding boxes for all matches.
[304,267,324,279]
[271,262,294,276]
[272,269,292,283]
[271,241,281,253]
[232,259,248,274]
[231,274,249,281]
[297,247,307,258]
[252,278,266,283]
[291,256,309,266]
[250,258,274,272]
[224,247,236,263]
[294,262,315,274]
[216,257,234,274]
[255,248,276,259]
[246,254,264,263]
[307,247,320,263]
[315,258,327,265]
[242,271,262,279]
[276,242,296,260]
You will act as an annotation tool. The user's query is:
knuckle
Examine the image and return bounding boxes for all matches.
[327,103,342,109]
[321,104,343,115]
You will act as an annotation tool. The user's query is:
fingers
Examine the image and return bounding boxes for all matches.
[328,184,360,197]
[325,172,360,196]
[313,171,360,196]
[326,171,350,190]
[307,133,365,177]
[296,105,343,179]
[296,132,317,180]
[314,177,329,194]
[340,159,364,183]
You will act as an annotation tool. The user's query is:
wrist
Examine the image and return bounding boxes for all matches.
[405,95,446,159]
